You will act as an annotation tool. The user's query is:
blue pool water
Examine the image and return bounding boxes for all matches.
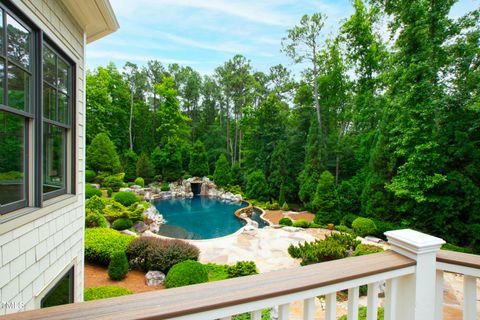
[154,196,248,239]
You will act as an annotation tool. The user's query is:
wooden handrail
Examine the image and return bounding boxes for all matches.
[437,249,480,269]
[4,251,414,320]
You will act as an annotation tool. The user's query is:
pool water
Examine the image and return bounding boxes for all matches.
[154,196,248,239]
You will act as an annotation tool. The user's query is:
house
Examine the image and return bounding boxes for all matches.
[0,0,118,315]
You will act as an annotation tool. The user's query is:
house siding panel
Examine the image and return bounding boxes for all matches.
[0,0,86,315]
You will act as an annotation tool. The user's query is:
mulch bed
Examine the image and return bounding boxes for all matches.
[84,263,164,293]
[263,210,315,225]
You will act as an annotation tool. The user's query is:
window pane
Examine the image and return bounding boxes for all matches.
[41,269,73,308]
[58,93,68,124]
[0,111,25,206]
[0,10,4,53]
[43,46,56,85]
[58,57,69,93]
[7,14,30,69]
[43,124,65,194]
[8,63,30,111]
[0,59,4,104]
[43,84,56,121]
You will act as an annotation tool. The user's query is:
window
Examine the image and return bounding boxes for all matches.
[0,3,74,215]
[0,9,31,214]
[42,44,71,199]
[40,267,74,308]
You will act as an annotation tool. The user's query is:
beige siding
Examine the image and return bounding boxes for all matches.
[0,0,86,315]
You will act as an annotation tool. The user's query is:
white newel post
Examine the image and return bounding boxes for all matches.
[385,229,445,320]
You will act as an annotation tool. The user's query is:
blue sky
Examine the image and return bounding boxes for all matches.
[86,0,478,76]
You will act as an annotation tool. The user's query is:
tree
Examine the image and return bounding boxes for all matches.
[86,133,120,173]
[312,171,338,224]
[189,140,209,177]
[121,149,138,182]
[213,154,231,187]
[136,153,155,183]
[245,170,269,202]
[282,13,326,133]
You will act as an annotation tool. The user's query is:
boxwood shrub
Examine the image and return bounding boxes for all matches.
[112,218,133,230]
[279,217,293,226]
[165,260,208,288]
[126,237,199,273]
[352,217,377,237]
[134,177,145,187]
[85,211,108,228]
[84,228,135,265]
[292,219,310,228]
[108,251,129,280]
[84,286,133,301]
[227,261,257,278]
[85,184,102,199]
[85,170,96,183]
[85,195,107,212]
[114,191,140,207]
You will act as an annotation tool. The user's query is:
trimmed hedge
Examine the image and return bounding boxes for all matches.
[85,184,102,199]
[126,237,200,273]
[279,217,293,226]
[353,244,384,256]
[108,251,129,280]
[292,219,310,228]
[227,261,257,278]
[134,177,145,187]
[352,217,377,237]
[85,211,108,228]
[84,228,135,266]
[112,218,133,230]
[85,170,96,183]
[84,286,133,301]
[114,191,140,207]
[165,260,208,288]
[85,195,107,212]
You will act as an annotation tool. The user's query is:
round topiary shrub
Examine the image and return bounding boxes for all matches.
[165,260,208,288]
[85,184,102,199]
[352,217,377,237]
[84,286,133,301]
[134,177,145,187]
[108,251,129,280]
[292,219,311,228]
[114,191,140,207]
[85,211,108,228]
[279,217,293,226]
[112,218,133,230]
[85,170,97,183]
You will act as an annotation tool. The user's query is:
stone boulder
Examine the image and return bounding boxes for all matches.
[145,271,165,286]
[133,221,148,233]
[120,230,137,237]
[243,225,257,235]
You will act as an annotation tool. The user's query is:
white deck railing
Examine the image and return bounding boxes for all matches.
[3,229,479,320]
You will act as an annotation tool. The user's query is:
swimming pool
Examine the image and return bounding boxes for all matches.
[154,196,248,239]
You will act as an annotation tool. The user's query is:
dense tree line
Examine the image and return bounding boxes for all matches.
[86,0,480,251]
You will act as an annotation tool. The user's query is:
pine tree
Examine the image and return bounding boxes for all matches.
[86,133,121,173]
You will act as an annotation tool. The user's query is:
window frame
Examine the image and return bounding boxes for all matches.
[40,266,75,308]
[0,1,76,215]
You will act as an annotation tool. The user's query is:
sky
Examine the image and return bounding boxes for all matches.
[86,0,479,76]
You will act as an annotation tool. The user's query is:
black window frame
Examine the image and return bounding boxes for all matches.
[0,0,76,215]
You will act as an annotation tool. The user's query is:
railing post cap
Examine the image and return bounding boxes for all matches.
[385,229,445,256]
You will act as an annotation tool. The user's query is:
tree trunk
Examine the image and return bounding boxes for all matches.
[335,154,340,186]
[312,47,322,133]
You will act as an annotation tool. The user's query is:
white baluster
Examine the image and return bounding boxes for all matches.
[278,303,290,320]
[325,292,336,320]
[384,278,398,320]
[463,275,477,320]
[303,297,315,320]
[348,287,360,320]
[367,282,380,320]
[251,310,262,320]
[435,270,444,320]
